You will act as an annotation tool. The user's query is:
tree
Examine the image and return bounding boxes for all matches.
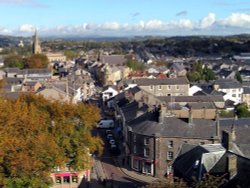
[145,174,226,188]
[25,54,49,69]
[126,59,145,71]
[203,66,216,82]
[0,94,103,187]
[235,103,250,118]
[4,54,24,68]
[235,71,243,83]
[64,50,78,60]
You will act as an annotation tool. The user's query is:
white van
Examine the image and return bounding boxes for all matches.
[98,120,114,129]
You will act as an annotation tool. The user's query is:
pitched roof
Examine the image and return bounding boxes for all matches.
[157,95,224,103]
[214,79,242,89]
[133,77,189,86]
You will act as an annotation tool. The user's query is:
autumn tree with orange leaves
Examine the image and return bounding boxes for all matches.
[0,94,103,187]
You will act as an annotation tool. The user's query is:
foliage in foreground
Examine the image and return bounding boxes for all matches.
[144,174,227,188]
[0,94,103,187]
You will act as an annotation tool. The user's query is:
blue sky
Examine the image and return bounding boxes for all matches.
[1,0,250,36]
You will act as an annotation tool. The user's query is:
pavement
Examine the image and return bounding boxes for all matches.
[113,156,157,184]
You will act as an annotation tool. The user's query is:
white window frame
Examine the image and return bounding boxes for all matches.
[158,85,162,90]
[168,85,171,90]
[167,151,174,160]
[176,85,179,90]
[149,85,153,90]
[144,148,150,157]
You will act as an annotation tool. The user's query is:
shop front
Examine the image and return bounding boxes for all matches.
[131,156,155,176]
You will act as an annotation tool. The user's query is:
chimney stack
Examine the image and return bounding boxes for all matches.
[222,130,233,151]
[159,104,166,124]
[188,108,193,126]
[216,109,220,139]
[227,154,237,179]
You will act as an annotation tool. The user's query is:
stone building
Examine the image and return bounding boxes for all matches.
[132,77,189,97]
[126,106,221,177]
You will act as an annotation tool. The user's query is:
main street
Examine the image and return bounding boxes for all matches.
[96,128,148,188]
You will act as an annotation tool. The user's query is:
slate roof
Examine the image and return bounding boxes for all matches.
[129,113,217,139]
[100,55,126,66]
[214,79,242,89]
[217,69,234,78]
[132,77,189,86]
[174,143,250,187]
[186,102,215,109]
[243,87,250,94]
[157,95,224,103]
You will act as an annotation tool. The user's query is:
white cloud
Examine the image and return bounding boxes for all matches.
[101,22,120,30]
[220,13,250,28]
[9,12,250,36]
[199,13,216,29]
[177,19,194,29]
[19,24,36,32]
[0,27,12,34]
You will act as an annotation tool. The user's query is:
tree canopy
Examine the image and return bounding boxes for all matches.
[4,54,24,68]
[25,54,49,69]
[64,50,78,60]
[235,103,250,118]
[187,61,216,82]
[0,94,103,187]
[126,59,145,71]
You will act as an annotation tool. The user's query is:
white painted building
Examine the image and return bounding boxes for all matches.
[213,80,243,104]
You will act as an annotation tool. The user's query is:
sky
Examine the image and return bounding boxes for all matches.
[1,0,250,36]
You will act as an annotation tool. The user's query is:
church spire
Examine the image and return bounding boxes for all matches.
[33,29,42,54]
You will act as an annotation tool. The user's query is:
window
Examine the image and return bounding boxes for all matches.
[149,85,153,90]
[144,148,150,157]
[232,94,236,97]
[238,94,241,97]
[168,141,173,148]
[133,145,137,153]
[167,151,174,160]
[133,134,136,142]
[167,165,173,175]
[72,176,78,183]
[144,137,150,145]
[168,85,171,90]
[199,142,205,145]
[56,177,62,184]
[176,85,179,90]
[158,85,162,90]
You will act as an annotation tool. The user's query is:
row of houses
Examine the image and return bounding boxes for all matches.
[101,75,250,187]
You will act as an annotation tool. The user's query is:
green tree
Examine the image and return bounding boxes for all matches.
[4,54,24,68]
[126,59,145,71]
[25,54,49,69]
[187,71,202,82]
[203,66,216,81]
[235,71,243,83]
[235,103,250,118]
[64,50,78,60]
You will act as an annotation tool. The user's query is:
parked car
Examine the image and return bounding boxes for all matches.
[106,134,113,140]
[105,129,112,135]
[97,120,114,129]
[109,139,115,145]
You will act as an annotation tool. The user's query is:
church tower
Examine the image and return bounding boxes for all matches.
[33,30,42,54]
